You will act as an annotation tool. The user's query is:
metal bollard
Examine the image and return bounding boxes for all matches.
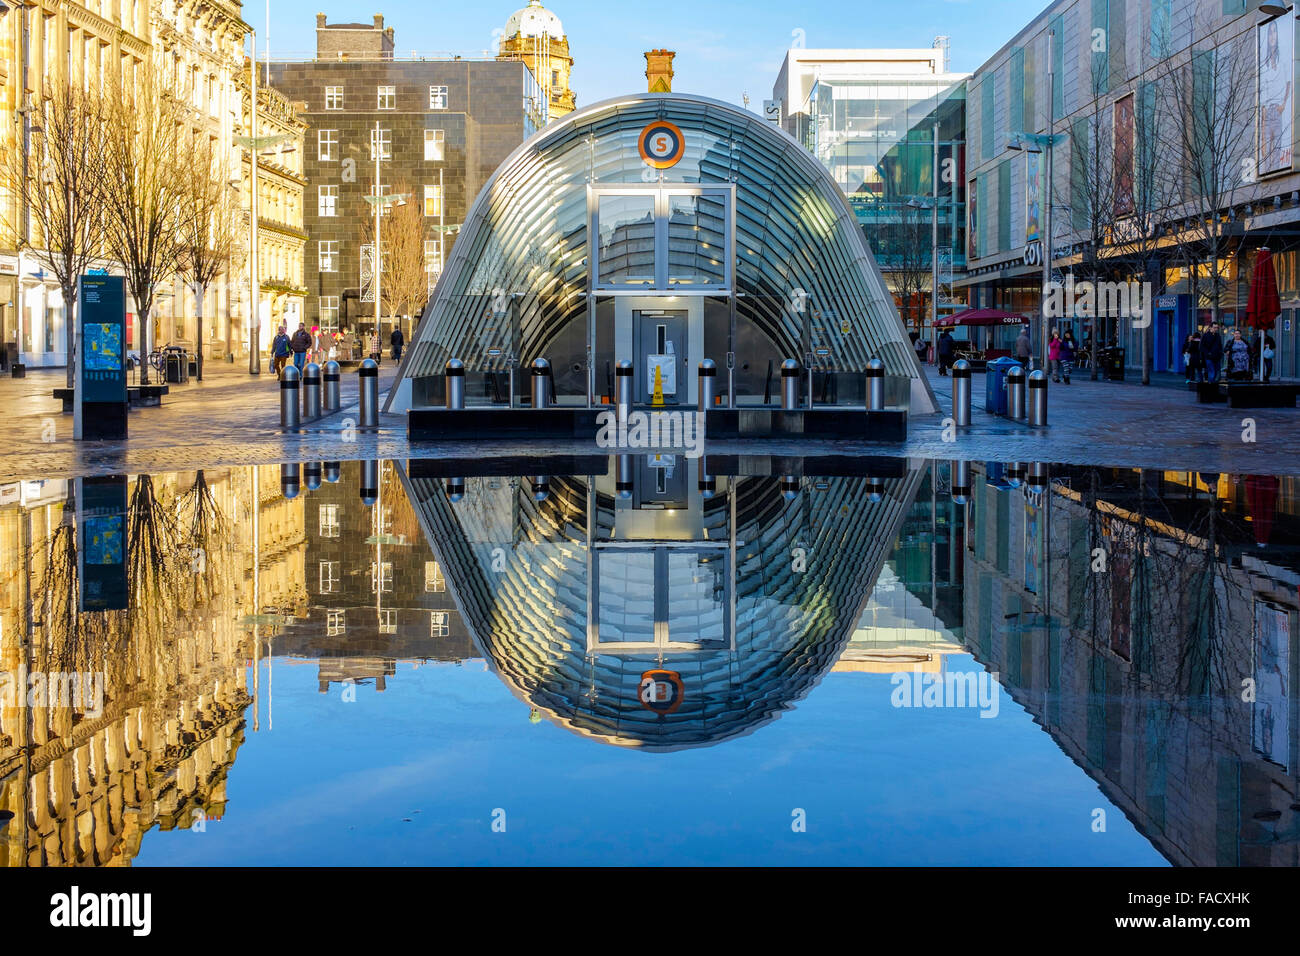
[615,360,633,419]
[530,358,550,409]
[445,477,465,502]
[323,361,341,412]
[531,475,550,501]
[616,454,634,498]
[951,359,972,427]
[866,357,885,411]
[360,459,379,506]
[1027,370,1049,427]
[359,359,379,429]
[446,358,465,409]
[304,461,322,491]
[280,364,300,430]
[302,362,321,420]
[781,359,800,410]
[865,476,884,502]
[323,461,341,484]
[1006,461,1026,488]
[1007,365,1027,420]
[1027,461,1049,492]
[698,359,716,409]
[280,462,301,499]
[951,459,972,504]
[781,475,800,501]
[698,456,716,498]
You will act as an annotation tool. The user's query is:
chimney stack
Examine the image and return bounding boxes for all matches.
[645,49,676,93]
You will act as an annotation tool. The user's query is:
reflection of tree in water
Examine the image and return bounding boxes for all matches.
[176,469,230,608]
[128,474,184,639]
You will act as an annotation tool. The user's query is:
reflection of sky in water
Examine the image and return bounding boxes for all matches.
[134,655,1165,866]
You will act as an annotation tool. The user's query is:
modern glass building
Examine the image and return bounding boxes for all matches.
[772,48,969,333]
[388,92,935,415]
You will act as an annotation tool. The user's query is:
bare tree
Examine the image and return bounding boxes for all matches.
[887,204,933,335]
[0,86,110,388]
[1159,16,1259,332]
[178,138,239,381]
[365,183,429,334]
[1067,58,1122,379]
[100,64,190,386]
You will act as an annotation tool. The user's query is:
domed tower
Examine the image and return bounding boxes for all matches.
[498,0,576,120]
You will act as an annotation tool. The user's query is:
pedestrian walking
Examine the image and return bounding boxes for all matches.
[1200,323,1223,383]
[1048,329,1062,381]
[1260,333,1276,383]
[270,325,291,379]
[290,323,312,371]
[369,328,382,365]
[1059,329,1077,384]
[1014,325,1033,365]
[1183,329,1202,383]
[390,326,405,363]
[1225,328,1251,381]
[937,329,955,376]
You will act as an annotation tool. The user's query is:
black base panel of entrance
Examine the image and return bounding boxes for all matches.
[1225,383,1297,408]
[705,455,911,478]
[408,407,907,443]
[409,408,606,441]
[408,455,611,478]
[703,408,907,442]
[80,402,129,440]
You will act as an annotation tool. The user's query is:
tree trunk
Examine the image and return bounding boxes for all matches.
[64,282,77,390]
[194,285,205,382]
[139,303,152,386]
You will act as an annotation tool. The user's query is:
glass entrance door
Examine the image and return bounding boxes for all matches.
[633,310,687,404]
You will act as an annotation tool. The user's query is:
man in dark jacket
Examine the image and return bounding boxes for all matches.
[290,323,312,370]
[937,330,956,375]
[270,326,291,379]
[1199,323,1223,383]
[390,326,405,363]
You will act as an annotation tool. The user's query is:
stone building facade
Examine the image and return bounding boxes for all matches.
[269,23,545,343]
[497,1,576,120]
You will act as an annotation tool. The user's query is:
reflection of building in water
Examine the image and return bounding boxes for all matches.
[959,465,1300,866]
[838,463,967,673]
[0,466,302,865]
[274,460,474,695]
[402,456,924,749]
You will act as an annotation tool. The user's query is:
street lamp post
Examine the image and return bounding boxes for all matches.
[234,29,294,375]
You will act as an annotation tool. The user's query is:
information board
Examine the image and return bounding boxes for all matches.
[79,276,127,403]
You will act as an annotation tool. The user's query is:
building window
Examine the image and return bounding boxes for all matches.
[423,184,443,217]
[423,128,445,161]
[429,85,448,109]
[377,85,396,109]
[424,239,443,272]
[325,85,344,110]
[430,611,450,638]
[318,128,337,161]
[318,185,338,217]
[319,560,340,593]
[379,609,398,635]
[424,561,446,592]
[318,504,340,538]
[369,127,392,160]
[320,295,340,332]
[318,240,338,272]
[326,609,346,636]
[371,561,393,594]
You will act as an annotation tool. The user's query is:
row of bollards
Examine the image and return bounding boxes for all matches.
[949,360,1048,428]
[283,359,370,431]
[280,460,343,499]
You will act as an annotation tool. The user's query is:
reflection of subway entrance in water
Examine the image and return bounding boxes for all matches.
[402,454,922,750]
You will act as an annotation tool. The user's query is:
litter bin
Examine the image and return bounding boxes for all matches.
[1105,347,1126,381]
[165,352,189,384]
[985,356,1024,415]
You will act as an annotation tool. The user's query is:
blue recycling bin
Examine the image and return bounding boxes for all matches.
[985,357,1024,415]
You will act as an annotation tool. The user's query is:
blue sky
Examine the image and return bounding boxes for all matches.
[134,656,1165,866]
[257,0,1048,108]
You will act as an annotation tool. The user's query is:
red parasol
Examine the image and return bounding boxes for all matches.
[936,308,1027,328]
[1244,475,1280,548]
[1245,247,1281,332]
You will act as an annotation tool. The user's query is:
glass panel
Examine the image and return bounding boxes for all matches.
[667,193,727,286]
[597,551,656,642]
[597,194,656,286]
[666,551,726,645]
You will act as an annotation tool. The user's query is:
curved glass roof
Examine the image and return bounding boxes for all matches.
[396,92,925,398]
